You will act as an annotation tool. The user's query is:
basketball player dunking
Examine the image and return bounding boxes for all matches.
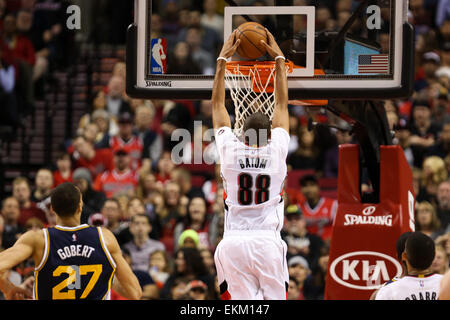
[212,29,290,299]
[0,183,141,300]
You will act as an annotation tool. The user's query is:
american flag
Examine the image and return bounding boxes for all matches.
[358,54,389,74]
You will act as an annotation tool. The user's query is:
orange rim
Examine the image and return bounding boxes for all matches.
[226,60,294,76]
[226,60,294,93]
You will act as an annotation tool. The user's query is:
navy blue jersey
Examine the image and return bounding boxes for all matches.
[34,224,116,300]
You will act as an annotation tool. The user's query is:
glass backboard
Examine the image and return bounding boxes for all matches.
[126,0,414,100]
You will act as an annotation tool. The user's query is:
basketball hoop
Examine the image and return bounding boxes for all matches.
[225,60,293,136]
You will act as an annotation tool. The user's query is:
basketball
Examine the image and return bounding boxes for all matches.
[236,22,268,60]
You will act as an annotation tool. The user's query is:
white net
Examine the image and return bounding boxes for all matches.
[225,63,277,136]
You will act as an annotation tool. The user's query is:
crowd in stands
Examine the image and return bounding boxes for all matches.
[1,0,450,300]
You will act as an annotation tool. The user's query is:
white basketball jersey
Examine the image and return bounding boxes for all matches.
[375,274,443,300]
[215,126,289,232]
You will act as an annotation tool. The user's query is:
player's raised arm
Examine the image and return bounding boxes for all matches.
[212,30,240,130]
[261,29,289,132]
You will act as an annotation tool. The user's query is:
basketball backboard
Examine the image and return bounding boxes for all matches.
[126,0,414,100]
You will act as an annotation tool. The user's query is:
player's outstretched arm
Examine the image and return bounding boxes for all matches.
[102,227,142,300]
[212,30,240,130]
[261,29,289,132]
[0,230,38,299]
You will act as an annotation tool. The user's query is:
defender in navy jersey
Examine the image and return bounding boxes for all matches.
[0,183,141,300]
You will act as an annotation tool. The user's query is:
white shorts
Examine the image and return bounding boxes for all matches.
[214,230,289,300]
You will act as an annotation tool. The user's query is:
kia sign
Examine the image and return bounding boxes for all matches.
[329,251,403,290]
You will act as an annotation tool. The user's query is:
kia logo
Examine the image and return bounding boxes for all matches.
[329,251,402,290]
[362,206,376,215]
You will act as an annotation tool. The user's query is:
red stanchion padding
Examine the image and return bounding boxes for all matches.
[324,145,415,300]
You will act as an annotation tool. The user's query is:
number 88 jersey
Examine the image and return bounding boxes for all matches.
[215,126,290,232]
[34,225,116,300]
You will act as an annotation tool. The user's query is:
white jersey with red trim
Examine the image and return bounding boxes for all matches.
[375,273,443,300]
[215,126,289,232]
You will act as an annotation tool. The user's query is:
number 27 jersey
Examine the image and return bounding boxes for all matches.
[34,224,116,300]
[215,127,290,232]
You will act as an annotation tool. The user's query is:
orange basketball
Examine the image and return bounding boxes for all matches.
[236,22,268,60]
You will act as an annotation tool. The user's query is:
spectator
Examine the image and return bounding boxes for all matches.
[109,112,143,171]
[395,116,415,167]
[415,201,444,240]
[116,197,149,246]
[0,44,19,129]
[1,12,35,116]
[436,180,450,231]
[123,214,166,273]
[287,276,302,300]
[185,26,215,75]
[409,99,442,167]
[202,164,222,208]
[297,175,337,242]
[409,0,433,36]
[72,135,114,179]
[72,168,106,224]
[208,186,225,250]
[105,75,131,117]
[186,279,208,300]
[100,198,126,237]
[322,124,353,178]
[199,247,216,276]
[91,109,117,148]
[136,172,164,206]
[171,167,204,199]
[134,103,163,169]
[426,121,450,159]
[415,52,442,91]
[169,277,190,300]
[52,151,73,187]
[303,244,330,300]
[149,250,171,290]
[1,197,24,249]
[78,92,119,140]
[166,41,202,74]
[15,9,48,83]
[155,151,176,183]
[417,156,448,204]
[174,196,210,250]
[287,255,311,300]
[201,0,224,40]
[30,168,53,203]
[177,229,200,249]
[281,204,324,270]
[177,10,220,54]
[93,149,138,199]
[11,177,46,227]
[431,244,449,275]
[288,126,321,171]
[81,122,101,146]
[160,247,215,300]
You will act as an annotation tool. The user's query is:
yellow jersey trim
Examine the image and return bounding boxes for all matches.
[34,228,50,300]
[97,227,116,299]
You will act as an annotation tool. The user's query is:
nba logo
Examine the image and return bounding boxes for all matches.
[151,38,167,74]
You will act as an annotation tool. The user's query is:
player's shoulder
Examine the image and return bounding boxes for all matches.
[270,127,290,148]
[98,227,120,251]
[215,126,234,139]
[381,276,402,287]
